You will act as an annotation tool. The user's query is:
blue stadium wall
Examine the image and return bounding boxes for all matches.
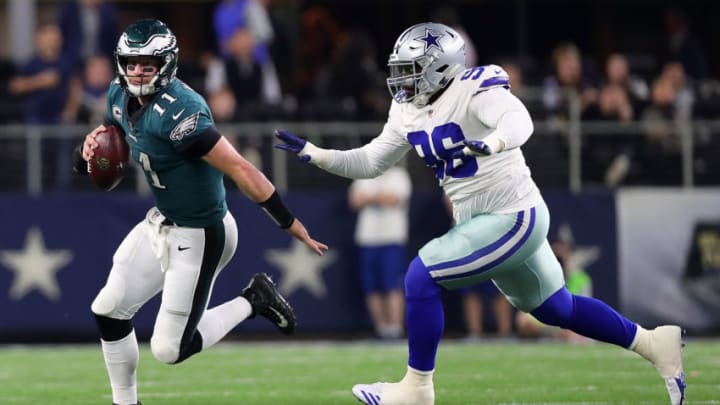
[0,190,623,341]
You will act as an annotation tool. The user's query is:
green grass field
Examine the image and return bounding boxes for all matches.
[1,339,719,404]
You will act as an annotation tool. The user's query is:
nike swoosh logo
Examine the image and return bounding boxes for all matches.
[268,306,289,328]
[172,109,185,120]
[178,246,191,251]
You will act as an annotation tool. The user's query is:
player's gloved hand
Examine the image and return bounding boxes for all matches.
[451,139,493,159]
[451,135,505,159]
[274,130,311,163]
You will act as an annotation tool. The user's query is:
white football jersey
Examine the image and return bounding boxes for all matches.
[382,65,542,223]
[311,64,542,224]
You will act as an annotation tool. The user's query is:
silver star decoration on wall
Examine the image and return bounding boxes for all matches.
[556,223,601,271]
[1,227,73,301]
[265,239,337,298]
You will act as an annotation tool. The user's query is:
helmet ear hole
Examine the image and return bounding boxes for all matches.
[436,65,449,73]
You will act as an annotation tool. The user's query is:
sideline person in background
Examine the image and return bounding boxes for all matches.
[349,164,412,340]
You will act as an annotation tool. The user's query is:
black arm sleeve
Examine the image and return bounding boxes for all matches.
[175,126,222,159]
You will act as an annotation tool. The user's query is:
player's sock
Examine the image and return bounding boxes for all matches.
[405,257,444,371]
[401,366,434,385]
[531,286,637,347]
[630,325,684,378]
[101,329,139,405]
[197,296,253,349]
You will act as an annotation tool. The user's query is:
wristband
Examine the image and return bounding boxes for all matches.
[259,191,295,229]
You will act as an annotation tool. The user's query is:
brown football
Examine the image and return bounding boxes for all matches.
[89,125,130,191]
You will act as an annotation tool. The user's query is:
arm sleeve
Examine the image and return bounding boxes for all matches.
[303,121,411,179]
[470,87,534,150]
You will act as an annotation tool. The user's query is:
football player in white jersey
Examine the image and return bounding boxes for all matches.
[275,22,685,405]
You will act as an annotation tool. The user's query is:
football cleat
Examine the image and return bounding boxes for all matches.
[113,402,141,405]
[242,272,296,335]
[352,381,434,405]
[648,326,686,405]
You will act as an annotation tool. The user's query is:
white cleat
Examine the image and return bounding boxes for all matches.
[352,381,434,405]
[648,325,686,405]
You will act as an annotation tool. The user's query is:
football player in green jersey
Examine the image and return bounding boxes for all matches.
[77,19,327,405]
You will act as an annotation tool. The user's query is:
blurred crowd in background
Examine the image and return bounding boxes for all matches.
[0,0,719,192]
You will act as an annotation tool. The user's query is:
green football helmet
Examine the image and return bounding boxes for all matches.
[115,19,179,97]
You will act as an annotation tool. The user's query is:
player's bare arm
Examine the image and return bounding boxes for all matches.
[203,136,328,256]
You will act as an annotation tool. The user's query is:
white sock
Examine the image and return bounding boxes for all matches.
[629,325,651,357]
[197,296,253,350]
[101,329,139,405]
[402,366,434,386]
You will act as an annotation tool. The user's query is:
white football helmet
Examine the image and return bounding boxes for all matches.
[387,22,466,107]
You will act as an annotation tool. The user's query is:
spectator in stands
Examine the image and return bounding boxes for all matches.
[205,27,283,120]
[604,53,650,113]
[214,0,275,64]
[349,164,412,340]
[542,42,598,124]
[68,55,114,124]
[516,239,593,343]
[9,22,76,190]
[293,6,344,101]
[313,29,388,120]
[57,0,119,67]
[582,83,641,186]
[637,70,685,185]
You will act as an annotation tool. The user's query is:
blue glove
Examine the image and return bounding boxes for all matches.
[274,130,311,163]
[450,139,493,159]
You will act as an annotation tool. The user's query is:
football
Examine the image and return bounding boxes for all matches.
[88,125,130,191]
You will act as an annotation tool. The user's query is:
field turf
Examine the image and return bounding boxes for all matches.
[1,338,719,404]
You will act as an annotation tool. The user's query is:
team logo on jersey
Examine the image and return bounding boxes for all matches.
[170,112,199,141]
[112,105,122,122]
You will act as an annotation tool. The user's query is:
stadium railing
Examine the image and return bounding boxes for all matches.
[0,104,718,194]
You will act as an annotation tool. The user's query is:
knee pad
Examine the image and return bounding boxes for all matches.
[530,286,574,328]
[94,315,133,342]
[150,335,180,364]
[405,256,442,300]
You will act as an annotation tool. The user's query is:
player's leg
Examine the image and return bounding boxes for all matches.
[353,206,540,405]
[353,256,439,405]
[91,221,165,405]
[493,203,685,404]
[150,212,252,364]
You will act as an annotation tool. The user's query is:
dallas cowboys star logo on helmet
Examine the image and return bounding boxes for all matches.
[415,28,444,52]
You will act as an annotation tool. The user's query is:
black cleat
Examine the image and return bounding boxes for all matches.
[242,272,296,335]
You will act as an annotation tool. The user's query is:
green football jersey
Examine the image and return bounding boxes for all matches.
[105,78,227,227]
